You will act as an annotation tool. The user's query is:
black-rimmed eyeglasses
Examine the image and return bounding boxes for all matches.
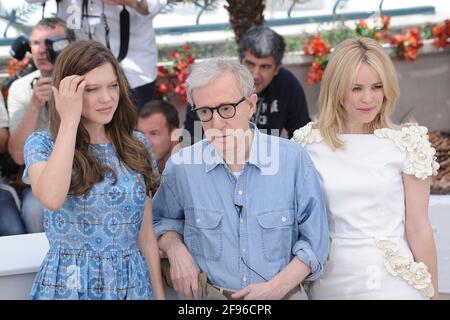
[192,97,246,122]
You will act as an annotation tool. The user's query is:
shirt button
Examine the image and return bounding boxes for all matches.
[242,248,246,253]
[196,218,200,224]
[243,277,247,282]
[281,216,287,223]
[238,190,243,195]
[240,218,244,224]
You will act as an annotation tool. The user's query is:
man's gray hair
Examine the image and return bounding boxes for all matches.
[35,17,76,42]
[238,26,285,66]
[186,59,255,106]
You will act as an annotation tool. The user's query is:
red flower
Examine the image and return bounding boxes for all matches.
[7,56,31,77]
[433,25,442,37]
[375,32,382,41]
[303,39,312,56]
[358,20,368,29]
[303,35,331,58]
[389,27,422,61]
[404,47,418,61]
[431,20,450,49]
[157,66,169,76]
[156,43,195,102]
[445,19,450,35]
[390,34,404,46]
[306,60,325,85]
[302,35,331,85]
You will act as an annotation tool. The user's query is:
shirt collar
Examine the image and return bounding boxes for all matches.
[204,122,270,174]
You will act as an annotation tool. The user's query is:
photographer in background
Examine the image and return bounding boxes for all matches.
[7,17,75,233]
[27,0,168,111]
[0,94,26,237]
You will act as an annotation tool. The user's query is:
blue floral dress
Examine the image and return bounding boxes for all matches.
[23,131,158,300]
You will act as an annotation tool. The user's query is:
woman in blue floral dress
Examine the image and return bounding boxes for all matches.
[23,41,164,300]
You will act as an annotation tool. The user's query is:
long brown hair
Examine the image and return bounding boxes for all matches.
[49,40,156,196]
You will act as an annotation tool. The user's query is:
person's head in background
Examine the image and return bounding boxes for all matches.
[29,17,75,77]
[138,100,181,172]
[318,37,400,149]
[238,25,285,94]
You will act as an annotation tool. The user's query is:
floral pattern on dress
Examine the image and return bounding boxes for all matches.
[374,123,439,180]
[23,131,155,300]
[375,238,434,298]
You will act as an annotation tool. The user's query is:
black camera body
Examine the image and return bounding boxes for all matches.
[9,35,31,61]
[45,35,70,64]
[9,34,70,64]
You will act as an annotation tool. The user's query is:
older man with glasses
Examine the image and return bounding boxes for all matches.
[184,26,311,144]
[152,58,329,300]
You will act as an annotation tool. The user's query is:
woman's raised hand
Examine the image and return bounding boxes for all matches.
[52,75,86,126]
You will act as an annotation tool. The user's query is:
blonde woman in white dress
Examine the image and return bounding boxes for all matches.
[293,37,439,299]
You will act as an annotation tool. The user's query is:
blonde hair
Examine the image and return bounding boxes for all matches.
[318,37,400,149]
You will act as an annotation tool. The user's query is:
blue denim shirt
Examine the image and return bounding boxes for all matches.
[153,124,329,291]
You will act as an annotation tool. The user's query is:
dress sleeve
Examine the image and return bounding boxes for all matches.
[375,124,440,180]
[22,131,53,184]
[400,124,440,180]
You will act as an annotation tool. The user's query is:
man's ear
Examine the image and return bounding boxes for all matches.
[169,128,181,145]
[274,64,281,76]
[247,93,258,119]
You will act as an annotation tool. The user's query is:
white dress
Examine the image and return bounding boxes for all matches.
[292,123,439,300]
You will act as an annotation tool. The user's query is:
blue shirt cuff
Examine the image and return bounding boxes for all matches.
[293,241,324,281]
[154,219,184,239]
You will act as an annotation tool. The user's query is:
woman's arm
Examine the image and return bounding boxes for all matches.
[139,196,165,299]
[28,75,85,211]
[403,174,439,299]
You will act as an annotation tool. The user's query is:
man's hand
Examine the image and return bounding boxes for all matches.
[231,282,288,300]
[30,77,52,110]
[167,243,201,299]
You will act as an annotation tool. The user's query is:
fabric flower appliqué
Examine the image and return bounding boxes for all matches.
[291,122,323,147]
[374,123,439,180]
[375,238,434,298]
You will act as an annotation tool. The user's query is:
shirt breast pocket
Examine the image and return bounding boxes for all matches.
[256,208,295,262]
[184,208,224,261]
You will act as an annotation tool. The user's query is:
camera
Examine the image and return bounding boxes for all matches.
[45,35,70,64]
[9,35,31,61]
[9,34,70,64]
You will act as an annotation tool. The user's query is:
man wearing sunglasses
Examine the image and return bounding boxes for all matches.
[153,59,328,300]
